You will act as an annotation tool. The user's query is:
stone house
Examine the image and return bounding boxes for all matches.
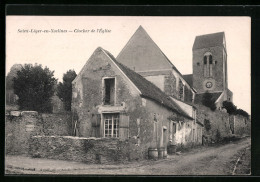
[71,47,203,157]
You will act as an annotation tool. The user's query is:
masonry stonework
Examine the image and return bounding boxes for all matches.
[193,46,226,94]
[29,136,143,164]
[5,111,72,156]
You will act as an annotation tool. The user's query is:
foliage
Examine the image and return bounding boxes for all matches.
[204,119,211,131]
[235,109,250,119]
[13,64,57,113]
[222,101,249,119]
[202,91,217,111]
[6,64,22,105]
[57,70,77,111]
[215,129,221,142]
[6,64,22,90]
[222,101,237,114]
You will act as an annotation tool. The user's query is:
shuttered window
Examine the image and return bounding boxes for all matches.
[91,114,101,137]
[119,114,130,139]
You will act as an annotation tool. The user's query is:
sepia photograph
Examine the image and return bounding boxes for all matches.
[5,16,251,175]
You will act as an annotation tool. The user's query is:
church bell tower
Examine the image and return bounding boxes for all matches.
[192,32,228,94]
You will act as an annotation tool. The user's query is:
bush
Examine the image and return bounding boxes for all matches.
[222,101,237,114]
[222,101,250,119]
[215,129,221,142]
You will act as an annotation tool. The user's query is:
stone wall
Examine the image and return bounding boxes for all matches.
[232,115,251,136]
[192,46,225,93]
[195,104,232,142]
[195,104,250,142]
[5,111,40,155]
[5,111,72,155]
[164,73,178,97]
[38,113,72,136]
[29,136,143,164]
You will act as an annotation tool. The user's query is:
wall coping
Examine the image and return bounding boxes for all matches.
[32,135,122,141]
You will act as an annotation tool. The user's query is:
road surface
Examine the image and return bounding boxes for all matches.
[6,137,251,175]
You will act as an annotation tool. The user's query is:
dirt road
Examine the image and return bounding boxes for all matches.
[6,137,251,175]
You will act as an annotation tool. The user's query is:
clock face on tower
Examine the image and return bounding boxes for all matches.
[205,81,213,88]
[203,79,215,91]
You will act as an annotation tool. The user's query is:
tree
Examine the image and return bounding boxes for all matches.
[6,64,22,90]
[222,101,237,115]
[6,64,22,105]
[13,64,57,113]
[57,70,77,111]
[202,91,217,111]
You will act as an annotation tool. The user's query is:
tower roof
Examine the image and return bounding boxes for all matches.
[117,25,181,75]
[192,32,225,50]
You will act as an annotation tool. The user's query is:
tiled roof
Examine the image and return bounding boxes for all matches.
[192,32,225,50]
[103,48,192,119]
[183,74,193,87]
[194,92,223,104]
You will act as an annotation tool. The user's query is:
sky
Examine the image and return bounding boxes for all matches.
[6,16,251,114]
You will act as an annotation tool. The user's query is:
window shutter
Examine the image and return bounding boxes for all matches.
[95,114,101,137]
[119,114,129,139]
[92,114,101,137]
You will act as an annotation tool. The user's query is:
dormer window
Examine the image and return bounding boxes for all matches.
[103,77,115,105]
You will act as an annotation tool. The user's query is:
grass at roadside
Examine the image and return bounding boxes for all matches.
[227,146,251,175]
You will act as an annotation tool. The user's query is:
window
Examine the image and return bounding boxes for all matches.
[209,55,213,77]
[197,62,200,66]
[209,55,213,64]
[204,56,207,64]
[104,113,119,138]
[103,78,115,105]
[203,56,207,77]
[203,53,213,78]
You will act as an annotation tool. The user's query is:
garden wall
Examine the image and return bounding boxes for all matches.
[29,136,143,164]
[5,110,72,156]
[195,104,232,142]
[5,111,40,155]
[231,114,251,136]
[195,104,251,143]
[38,113,72,136]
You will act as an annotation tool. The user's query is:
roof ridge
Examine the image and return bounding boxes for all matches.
[103,48,191,119]
[195,31,224,38]
[116,26,195,89]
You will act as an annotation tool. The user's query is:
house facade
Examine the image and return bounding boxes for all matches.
[71,47,203,158]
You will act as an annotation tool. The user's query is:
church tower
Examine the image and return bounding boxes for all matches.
[192,32,228,94]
